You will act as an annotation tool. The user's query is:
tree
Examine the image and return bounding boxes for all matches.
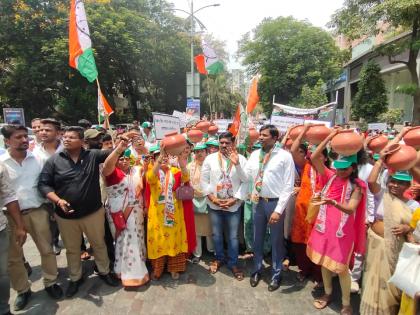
[296,79,328,108]
[379,108,404,124]
[237,16,342,114]
[330,0,420,123]
[352,61,388,122]
[0,0,190,124]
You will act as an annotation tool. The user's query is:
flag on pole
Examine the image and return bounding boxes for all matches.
[69,0,98,82]
[98,86,114,122]
[246,75,260,114]
[229,104,242,136]
[229,104,249,147]
[194,39,224,75]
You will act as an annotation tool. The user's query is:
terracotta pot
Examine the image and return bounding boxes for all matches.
[289,125,305,141]
[305,124,331,145]
[330,129,363,156]
[403,126,420,149]
[161,131,187,155]
[285,138,293,150]
[208,124,219,136]
[383,143,418,171]
[187,128,203,143]
[367,134,388,153]
[249,127,259,144]
[195,121,211,133]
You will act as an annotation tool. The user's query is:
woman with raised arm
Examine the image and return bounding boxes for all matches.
[102,138,149,288]
[145,144,190,280]
[307,129,367,315]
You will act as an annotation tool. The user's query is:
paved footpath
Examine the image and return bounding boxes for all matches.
[11,236,360,315]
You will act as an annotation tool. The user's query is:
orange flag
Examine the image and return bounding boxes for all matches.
[194,54,207,75]
[246,75,260,114]
[228,104,242,136]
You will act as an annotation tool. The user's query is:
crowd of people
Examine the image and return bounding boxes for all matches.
[0,117,419,315]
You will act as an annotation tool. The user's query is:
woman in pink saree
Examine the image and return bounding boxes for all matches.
[307,130,366,315]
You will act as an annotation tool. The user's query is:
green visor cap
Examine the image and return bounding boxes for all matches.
[149,143,160,154]
[193,143,207,151]
[333,154,358,169]
[123,149,131,157]
[141,122,152,128]
[373,153,380,161]
[237,144,246,150]
[253,143,262,149]
[205,140,219,147]
[391,171,413,182]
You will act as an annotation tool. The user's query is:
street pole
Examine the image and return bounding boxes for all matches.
[190,0,195,101]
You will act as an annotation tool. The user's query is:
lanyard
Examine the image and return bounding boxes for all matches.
[218,152,233,177]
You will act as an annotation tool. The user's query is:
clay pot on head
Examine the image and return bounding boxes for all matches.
[367,134,388,153]
[249,127,259,144]
[305,124,331,145]
[403,126,420,149]
[195,121,211,133]
[330,129,363,156]
[285,138,293,150]
[161,131,187,156]
[208,124,219,136]
[383,143,418,171]
[289,125,305,141]
[187,127,203,143]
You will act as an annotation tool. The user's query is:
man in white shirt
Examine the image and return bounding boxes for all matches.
[240,125,295,292]
[141,122,156,146]
[200,132,248,280]
[0,125,62,311]
[0,162,26,315]
[32,118,64,256]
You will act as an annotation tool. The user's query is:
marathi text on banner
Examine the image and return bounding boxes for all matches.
[152,112,181,140]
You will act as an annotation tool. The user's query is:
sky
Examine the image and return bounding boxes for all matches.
[169,0,344,69]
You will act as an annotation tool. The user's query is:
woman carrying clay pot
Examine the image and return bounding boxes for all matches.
[359,133,419,314]
[145,144,190,280]
[307,129,367,315]
[289,124,330,288]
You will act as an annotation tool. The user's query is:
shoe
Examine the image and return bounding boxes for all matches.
[53,244,61,255]
[24,261,32,277]
[268,278,281,292]
[99,273,119,287]
[45,283,63,300]
[191,256,200,264]
[250,272,261,287]
[350,281,360,293]
[65,278,84,298]
[14,290,31,311]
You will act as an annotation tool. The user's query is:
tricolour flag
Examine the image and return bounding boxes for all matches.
[246,75,260,114]
[98,87,114,122]
[194,39,224,75]
[69,0,98,82]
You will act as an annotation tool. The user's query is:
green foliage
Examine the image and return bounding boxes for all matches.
[352,61,388,122]
[295,79,328,108]
[0,0,191,124]
[395,83,419,96]
[379,108,404,124]
[238,16,342,114]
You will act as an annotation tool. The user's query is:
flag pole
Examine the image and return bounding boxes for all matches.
[96,78,101,125]
[206,73,213,120]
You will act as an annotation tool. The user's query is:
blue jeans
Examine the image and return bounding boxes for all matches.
[0,227,10,314]
[253,199,286,281]
[209,208,241,269]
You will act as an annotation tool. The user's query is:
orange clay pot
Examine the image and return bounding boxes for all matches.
[187,127,203,143]
[403,126,420,149]
[366,134,388,153]
[161,131,187,155]
[305,124,331,145]
[208,124,219,136]
[383,143,418,171]
[330,129,363,156]
[289,125,305,141]
[195,121,211,133]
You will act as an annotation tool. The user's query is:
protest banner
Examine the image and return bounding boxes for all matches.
[152,112,181,140]
[368,123,387,131]
[172,110,187,128]
[213,119,232,132]
[270,116,303,132]
[3,108,25,126]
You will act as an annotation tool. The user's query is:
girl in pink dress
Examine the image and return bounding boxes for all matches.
[307,130,366,315]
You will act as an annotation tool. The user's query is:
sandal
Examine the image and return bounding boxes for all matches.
[313,294,332,309]
[296,272,306,282]
[209,260,223,274]
[340,305,352,315]
[232,267,244,281]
